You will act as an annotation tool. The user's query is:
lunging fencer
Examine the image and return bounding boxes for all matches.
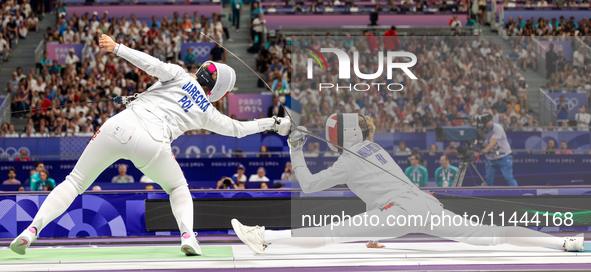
[232,113,584,253]
[10,34,290,256]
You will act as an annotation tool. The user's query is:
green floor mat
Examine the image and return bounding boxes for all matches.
[0,245,233,262]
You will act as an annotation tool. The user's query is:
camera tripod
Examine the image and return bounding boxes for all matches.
[451,158,486,187]
[451,148,503,187]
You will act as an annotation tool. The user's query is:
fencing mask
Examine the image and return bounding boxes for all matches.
[326,113,365,153]
[195,61,236,102]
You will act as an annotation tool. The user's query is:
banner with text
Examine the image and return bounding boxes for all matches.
[46,44,84,65]
[228,94,273,120]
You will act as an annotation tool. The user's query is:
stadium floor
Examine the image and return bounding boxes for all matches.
[0,236,589,272]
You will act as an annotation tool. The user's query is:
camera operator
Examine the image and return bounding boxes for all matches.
[217,177,239,189]
[475,115,518,186]
[281,162,297,181]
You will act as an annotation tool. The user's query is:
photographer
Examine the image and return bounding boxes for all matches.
[281,162,297,181]
[475,115,518,186]
[217,177,239,189]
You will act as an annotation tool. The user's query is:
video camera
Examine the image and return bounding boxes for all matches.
[435,114,493,161]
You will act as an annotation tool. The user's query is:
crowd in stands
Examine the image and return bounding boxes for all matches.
[5,8,233,137]
[1,1,589,137]
[285,32,558,133]
[2,160,292,190]
[260,0,470,13]
[0,0,39,62]
[502,0,591,8]
[505,15,591,37]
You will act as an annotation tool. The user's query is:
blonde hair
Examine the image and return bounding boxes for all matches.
[358,115,376,142]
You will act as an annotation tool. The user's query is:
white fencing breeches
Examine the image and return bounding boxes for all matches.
[271,193,564,250]
[30,109,194,236]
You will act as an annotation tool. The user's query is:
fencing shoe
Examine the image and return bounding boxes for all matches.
[181,232,202,256]
[231,218,269,254]
[10,227,37,255]
[564,233,585,252]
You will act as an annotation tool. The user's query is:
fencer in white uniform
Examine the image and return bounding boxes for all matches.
[10,35,290,256]
[232,113,584,253]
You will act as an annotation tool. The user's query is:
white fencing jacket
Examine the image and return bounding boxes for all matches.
[291,140,442,211]
[115,44,274,142]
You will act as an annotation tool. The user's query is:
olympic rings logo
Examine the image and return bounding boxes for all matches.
[191,46,211,57]
[554,97,579,110]
[0,147,31,160]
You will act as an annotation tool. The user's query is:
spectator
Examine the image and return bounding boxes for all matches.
[5,124,18,137]
[217,176,238,189]
[32,169,56,191]
[543,139,556,154]
[10,84,30,118]
[251,13,265,44]
[281,162,296,180]
[14,149,31,161]
[363,30,378,52]
[435,155,458,187]
[395,141,411,156]
[65,48,80,65]
[92,185,102,191]
[558,120,573,131]
[545,44,558,78]
[449,14,462,28]
[383,26,401,51]
[404,154,428,187]
[111,165,134,183]
[251,2,264,21]
[0,33,9,62]
[232,164,247,183]
[304,142,320,157]
[573,45,586,68]
[445,142,458,155]
[518,46,536,71]
[17,186,26,191]
[556,141,573,155]
[29,161,44,186]
[267,96,285,117]
[465,15,477,27]
[575,105,590,130]
[272,79,289,95]
[230,0,243,31]
[249,167,270,189]
[427,144,438,156]
[144,184,154,190]
[234,149,246,158]
[210,42,226,63]
[492,95,508,114]
[3,168,21,185]
[555,95,570,125]
[184,47,196,67]
[258,145,271,157]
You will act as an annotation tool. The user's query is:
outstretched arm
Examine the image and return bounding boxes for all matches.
[291,149,349,193]
[99,34,184,83]
[203,107,270,138]
[203,106,292,138]
[288,126,349,193]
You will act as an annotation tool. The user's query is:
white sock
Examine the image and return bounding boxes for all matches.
[31,181,79,232]
[169,185,194,236]
[501,227,565,250]
[263,229,292,243]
